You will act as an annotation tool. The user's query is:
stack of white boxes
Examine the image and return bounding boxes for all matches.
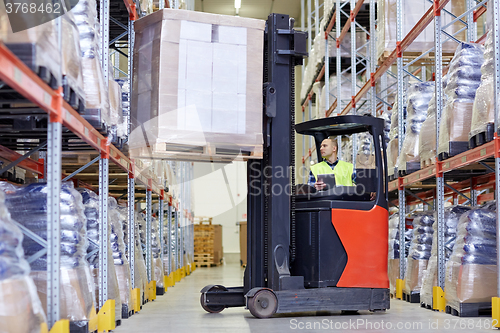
[131,9,265,162]
[177,21,247,134]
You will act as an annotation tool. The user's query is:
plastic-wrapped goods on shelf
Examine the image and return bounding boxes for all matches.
[134,213,148,297]
[469,32,495,145]
[108,78,125,143]
[151,217,164,288]
[329,31,367,58]
[339,136,352,164]
[387,213,413,295]
[420,206,471,307]
[130,9,266,162]
[77,189,121,322]
[445,206,498,310]
[380,109,392,144]
[397,82,434,173]
[61,12,85,111]
[419,75,448,167]
[387,213,399,295]
[115,79,130,143]
[0,182,95,327]
[386,97,399,175]
[73,0,111,130]
[404,212,435,295]
[109,199,132,310]
[356,132,375,169]
[376,0,465,60]
[139,0,153,16]
[0,3,61,89]
[0,189,47,333]
[438,43,484,158]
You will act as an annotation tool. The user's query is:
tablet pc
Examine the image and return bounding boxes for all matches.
[316,173,336,190]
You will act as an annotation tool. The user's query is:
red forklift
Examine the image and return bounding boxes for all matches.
[200,13,390,318]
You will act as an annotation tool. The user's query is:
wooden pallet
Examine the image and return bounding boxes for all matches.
[421,157,435,169]
[130,142,263,162]
[378,50,455,67]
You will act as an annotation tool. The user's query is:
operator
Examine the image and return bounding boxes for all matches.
[308,136,354,190]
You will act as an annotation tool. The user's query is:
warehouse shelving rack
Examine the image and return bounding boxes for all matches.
[299,0,388,183]
[0,0,195,331]
[299,0,500,322]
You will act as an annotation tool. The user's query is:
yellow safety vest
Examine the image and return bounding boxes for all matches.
[310,160,354,186]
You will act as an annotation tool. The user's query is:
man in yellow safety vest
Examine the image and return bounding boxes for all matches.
[308,136,355,190]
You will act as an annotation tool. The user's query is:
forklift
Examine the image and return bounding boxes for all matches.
[200,13,390,319]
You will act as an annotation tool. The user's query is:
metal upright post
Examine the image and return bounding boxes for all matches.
[307,0,312,53]
[46,14,63,329]
[127,16,134,137]
[128,174,135,288]
[325,33,330,117]
[301,0,305,83]
[466,0,476,42]
[396,0,406,281]
[381,73,388,115]
[350,0,357,165]
[175,207,179,269]
[336,0,341,116]
[434,0,445,292]
[492,0,500,311]
[350,0,356,115]
[100,0,110,82]
[159,194,164,277]
[146,188,152,281]
[47,102,62,329]
[369,0,376,116]
[167,202,172,275]
[314,0,319,40]
[99,154,109,308]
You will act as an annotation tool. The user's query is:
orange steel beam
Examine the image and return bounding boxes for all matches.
[325,10,336,35]
[473,5,487,22]
[0,145,44,175]
[337,0,451,116]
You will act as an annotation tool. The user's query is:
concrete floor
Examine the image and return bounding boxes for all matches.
[115,263,494,332]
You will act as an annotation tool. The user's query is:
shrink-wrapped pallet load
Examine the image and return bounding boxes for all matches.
[73,0,112,130]
[130,9,265,162]
[445,206,498,315]
[78,189,122,323]
[0,190,47,333]
[108,79,125,144]
[0,2,60,88]
[0,183,96,329]
[438,43,484,159]
[397,82,434,174]
[376,0,465,60]
[420,206,471,307]
[386,97,399,176]
[469,32,496,147]
[61,12,85,111]
[404,212,435,300]
[109,198,132,316]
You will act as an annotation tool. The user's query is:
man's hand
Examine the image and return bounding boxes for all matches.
[315,180,327,191]
[370,192,376,200]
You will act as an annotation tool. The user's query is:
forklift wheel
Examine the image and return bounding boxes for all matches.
[200,285,226,313]
[247,289,278,319]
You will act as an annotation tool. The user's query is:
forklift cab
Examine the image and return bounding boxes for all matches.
[293,115,389,289]
[295,115,388,205]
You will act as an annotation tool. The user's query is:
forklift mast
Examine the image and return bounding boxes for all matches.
[245,13,307,293]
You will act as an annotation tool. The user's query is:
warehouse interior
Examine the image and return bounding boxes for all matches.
[1,0,500,332]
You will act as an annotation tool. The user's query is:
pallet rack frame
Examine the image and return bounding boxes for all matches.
[0,0,197,330]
